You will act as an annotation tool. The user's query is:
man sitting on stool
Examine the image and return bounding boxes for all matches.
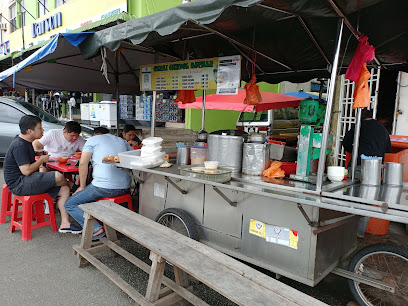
[4,115,80,234]
[65,127,133,241]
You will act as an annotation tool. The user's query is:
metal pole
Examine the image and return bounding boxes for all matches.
[151,91,156,137]
[201,90,206,131]
[392,72,402,135]
[351,108,362,181]
[316,19,344,193]
[115,50,120,136]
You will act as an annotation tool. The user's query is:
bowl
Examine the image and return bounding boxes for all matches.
[74,152,82,156]
[58,157,69,164]
[204,161,219,170]
[327,173,344,182]
[327,166,345,176]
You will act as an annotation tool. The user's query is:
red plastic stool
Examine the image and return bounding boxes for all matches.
[98,193,133,211]
[0,183,13,224]
[10,193,57,241]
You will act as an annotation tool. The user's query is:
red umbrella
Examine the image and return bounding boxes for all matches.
[178,89,303,112]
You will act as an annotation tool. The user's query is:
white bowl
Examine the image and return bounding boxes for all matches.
[204,161,219,170]
[327,166,345,175]
[328,174,344,182]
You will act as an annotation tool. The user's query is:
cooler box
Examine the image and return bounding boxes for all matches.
[89,102,102,126]
[80,103,90,124]
[99,101,117,128]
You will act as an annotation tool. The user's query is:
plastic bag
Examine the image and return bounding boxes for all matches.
[345,35,375,82]
[352,63,371,109]
[244,74,262,105]
[175,90,196,104]
[263,161,285,178]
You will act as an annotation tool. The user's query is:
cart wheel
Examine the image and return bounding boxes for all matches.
[155,208,199,241]
[348,243,408,306]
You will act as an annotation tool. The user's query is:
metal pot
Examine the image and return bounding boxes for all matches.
[383,162,404,186]
[361,159,382,186]
[248,134,265,144]
[197,130,208,141]
[207,134,244,173]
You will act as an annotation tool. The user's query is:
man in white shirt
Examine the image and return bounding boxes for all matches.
[33,121,86,158]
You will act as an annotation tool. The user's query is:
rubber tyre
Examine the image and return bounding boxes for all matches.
[348,243,408,306]
[155,208,199,241]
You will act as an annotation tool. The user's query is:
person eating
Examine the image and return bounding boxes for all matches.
[3,115,81,234]
[65,127,133,240]
[33,121,86,159]
[121,124,142,149]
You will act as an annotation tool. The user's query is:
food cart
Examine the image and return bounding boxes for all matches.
[106,50,408,305]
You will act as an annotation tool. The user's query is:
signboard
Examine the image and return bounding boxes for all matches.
[140,55,241,94]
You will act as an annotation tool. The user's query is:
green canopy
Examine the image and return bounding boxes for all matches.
[80,0,408,84]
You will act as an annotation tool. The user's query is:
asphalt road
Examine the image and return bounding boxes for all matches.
[1,162,406,305]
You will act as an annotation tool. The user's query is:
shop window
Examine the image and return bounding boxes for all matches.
[20,0,26,27]
[38,0,48,18]
[56,0,69,8]
[9,4,16,33]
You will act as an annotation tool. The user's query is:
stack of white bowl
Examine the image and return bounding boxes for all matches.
[141,137,163,157]
[327,166,345,182]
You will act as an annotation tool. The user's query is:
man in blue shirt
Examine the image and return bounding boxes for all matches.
[64,127,133,240]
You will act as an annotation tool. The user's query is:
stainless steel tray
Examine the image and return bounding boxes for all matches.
[178,165,232,183]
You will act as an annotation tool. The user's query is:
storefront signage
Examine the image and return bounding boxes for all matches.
[140,55,241,94]
[31,12,62,38]
[2,41,10,55]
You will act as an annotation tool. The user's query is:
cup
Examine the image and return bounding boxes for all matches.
[177,147,190,165]
[361,159,382,186]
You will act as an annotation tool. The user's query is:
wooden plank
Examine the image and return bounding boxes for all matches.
[145,252,166,302]
[102,239,210,306]
[104,223,118,241]
[154,289,190,306]
[174,266,190,306]
[73,245,153,306]
[80,202,326,306]
[77,213,96,267]
[97,201,327,305]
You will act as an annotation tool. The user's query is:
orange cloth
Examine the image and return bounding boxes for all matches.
[352,63,371,109]
[263,161,285,178]
[244,74,262,105]
[175,90,196,104]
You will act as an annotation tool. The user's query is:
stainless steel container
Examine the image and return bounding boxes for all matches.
[207,134,244,173]
[242,143,270,175]
[361,159,382,186]
[359,185,381,201]
[176,147,190,165]
[381,186,403,204]
[383,162,404,186]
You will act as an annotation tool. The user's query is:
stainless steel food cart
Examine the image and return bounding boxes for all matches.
[117,162,408,305]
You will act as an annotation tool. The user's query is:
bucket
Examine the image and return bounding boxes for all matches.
[365,218,390,235]
[361,159,382,186]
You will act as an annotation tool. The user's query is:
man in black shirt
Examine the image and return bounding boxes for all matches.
[4,115,80,234]
[342,109,391,166]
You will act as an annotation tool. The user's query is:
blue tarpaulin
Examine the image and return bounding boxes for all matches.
[0,33,92,84]
[284,91,326,101]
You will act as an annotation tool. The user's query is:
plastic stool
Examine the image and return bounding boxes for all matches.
[98,193,133,211]
[10,193,57,241]
[0,183,13,223]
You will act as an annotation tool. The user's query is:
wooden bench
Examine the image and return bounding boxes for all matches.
[73,201,327,306]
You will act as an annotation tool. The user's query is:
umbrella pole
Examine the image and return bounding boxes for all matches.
[316,19,344,192]
[151,91,156,137]
[201,90,206,131]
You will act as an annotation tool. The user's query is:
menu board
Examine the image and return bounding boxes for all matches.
[140,55,241,94]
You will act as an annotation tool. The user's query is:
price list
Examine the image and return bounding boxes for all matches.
[155,77,169,90]
[181,75,195,89]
